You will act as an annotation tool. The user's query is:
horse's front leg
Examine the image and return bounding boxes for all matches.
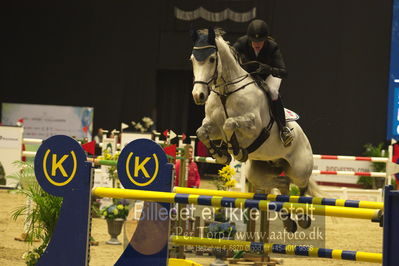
[197,119,232,165]
[223,113,257,162]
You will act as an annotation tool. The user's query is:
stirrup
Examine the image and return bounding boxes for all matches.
[280,126,294,147]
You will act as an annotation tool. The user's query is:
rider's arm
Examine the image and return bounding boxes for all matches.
[269,45,288,79]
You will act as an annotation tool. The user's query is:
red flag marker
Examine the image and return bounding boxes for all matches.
[163,144,177,158]
[163,129,169,137]
[82,141,96,155]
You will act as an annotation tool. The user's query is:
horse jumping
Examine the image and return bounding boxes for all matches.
[190,27,317,231]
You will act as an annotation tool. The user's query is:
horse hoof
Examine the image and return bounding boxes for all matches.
[283,217,297,233]
[215,155,232,165]
[297,214,312,229]
[224,155,232,165]
[236,148,248,162]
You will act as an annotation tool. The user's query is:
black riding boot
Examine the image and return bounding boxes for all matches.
[270,96,294,146]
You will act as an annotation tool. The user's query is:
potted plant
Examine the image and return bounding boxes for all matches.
[9,161,63,266]
[9,161,101,264]
[101,199,130,245]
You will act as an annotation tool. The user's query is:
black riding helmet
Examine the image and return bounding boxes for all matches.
[247,19,269,42]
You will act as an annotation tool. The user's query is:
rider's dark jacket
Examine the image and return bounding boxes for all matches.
[233,35,288,80]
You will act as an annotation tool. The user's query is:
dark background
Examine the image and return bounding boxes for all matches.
[0,0,392,155]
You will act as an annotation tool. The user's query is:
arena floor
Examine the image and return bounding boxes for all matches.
[0,182,383,266]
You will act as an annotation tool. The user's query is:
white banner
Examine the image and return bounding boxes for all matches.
[0,126,23,187]
[1,103,93,140]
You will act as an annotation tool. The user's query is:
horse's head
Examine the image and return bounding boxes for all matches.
[190,27,221,105]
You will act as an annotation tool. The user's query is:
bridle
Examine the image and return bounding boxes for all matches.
[192,47,254,99]
[192,45,219,91]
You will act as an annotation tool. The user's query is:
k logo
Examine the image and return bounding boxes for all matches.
[34,135,87,196]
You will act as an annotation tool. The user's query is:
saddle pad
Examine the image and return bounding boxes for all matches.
[285,108,300,121]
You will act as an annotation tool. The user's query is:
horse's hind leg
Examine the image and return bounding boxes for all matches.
[245,160,298,233]
[196,119,231,164]
[285,160,314,230]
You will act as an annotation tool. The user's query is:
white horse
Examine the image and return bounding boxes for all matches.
[191,28,318,232]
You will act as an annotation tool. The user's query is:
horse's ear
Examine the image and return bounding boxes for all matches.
[190,28,198,43]
[208,26,216,45]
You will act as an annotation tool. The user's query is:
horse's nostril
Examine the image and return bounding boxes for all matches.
[199,93,205,101]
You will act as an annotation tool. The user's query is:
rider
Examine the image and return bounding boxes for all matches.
[233,19,294,147]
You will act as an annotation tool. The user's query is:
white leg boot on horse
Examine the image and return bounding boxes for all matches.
[196,120,232,165]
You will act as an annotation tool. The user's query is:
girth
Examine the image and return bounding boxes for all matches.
[246,117,274,154]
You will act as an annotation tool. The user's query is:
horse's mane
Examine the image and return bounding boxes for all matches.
[196,27,240,63]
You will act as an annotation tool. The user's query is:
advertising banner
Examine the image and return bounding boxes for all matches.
[1,103,93,140]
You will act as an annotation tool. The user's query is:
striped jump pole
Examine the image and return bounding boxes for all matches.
[92,187,382,221]
[173,187,384,210]
[86,157,117,166]
[194,157,388,178]
[171,236,382,263]
[312,170,387,178]
[313,154,388,162]
[194,155,388,163]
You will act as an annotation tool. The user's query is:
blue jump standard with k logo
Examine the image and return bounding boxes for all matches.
[34,135,92,266]
[117,138,172,191]
[33,135,173,266]
[116,138,173,265]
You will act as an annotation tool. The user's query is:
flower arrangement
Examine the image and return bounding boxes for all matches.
[131,116,154,133]
[214,165,237,190]
[101,199,130,220]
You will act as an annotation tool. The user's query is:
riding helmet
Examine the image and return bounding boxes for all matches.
[247,19,269,42]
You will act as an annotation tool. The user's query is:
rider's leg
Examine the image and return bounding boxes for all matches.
[270,96,294,147]
[253,74,294,147]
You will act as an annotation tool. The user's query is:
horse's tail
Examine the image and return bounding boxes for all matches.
[305,176,324,198]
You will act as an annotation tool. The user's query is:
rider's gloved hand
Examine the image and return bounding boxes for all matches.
[255,63,271,76]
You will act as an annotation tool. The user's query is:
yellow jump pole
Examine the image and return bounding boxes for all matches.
[92,187,381,220]
[174,187,384,210]
[171,236,382,264]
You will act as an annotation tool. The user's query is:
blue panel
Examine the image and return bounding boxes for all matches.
[321,198,337,206]
[34,135,92,266]
[250,242,264,253]
[271,244,286,254]
[318,248,333,258]
[341,250,357,261]
[383,186,399,266]
[298,196,313,204]
[344,200,360,208]
[174,194,190,204]
[221,197,236,207]
[198,195,213,206]
[387,0,399,140]
[294,246,309,256]
[275,195,290,202]
[115,139,172,266]
[268,201,284,211]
